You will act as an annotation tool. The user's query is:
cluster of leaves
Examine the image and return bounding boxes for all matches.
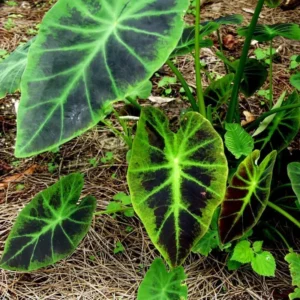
[0,0,300,299]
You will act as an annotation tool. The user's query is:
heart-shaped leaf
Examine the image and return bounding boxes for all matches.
[254,92,300,156]
[15,0,189,157]
[137,258,187,300]
[288,162,300,204]
[219,150,277,244]
[128,107,228,266]
[238,23,300,42]
[0,39,34,99]
[0,173,96,271]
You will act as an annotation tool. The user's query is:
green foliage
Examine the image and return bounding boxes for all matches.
[0,39,34,99]
[238,23,300,42]
[0,173,96,271]
[128,107,228,267]
[219,150,277,243]
[254,92,300,155]
[265,0,282,8]
[290,55,300,69]
[290,73,300,91]
[285,251,300,287]
[114,241,125,254]
[254,47,276,64]
[15,0,190,157]
[289,288,300,300]
[224,123,254,159]
[288,163,300,204]
[230,240,276,276]
[137,258,187,300]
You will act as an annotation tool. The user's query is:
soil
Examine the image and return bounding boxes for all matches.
[0,0,300,299]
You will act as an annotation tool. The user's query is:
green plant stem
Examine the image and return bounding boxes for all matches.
[125,96,142,110]
[266,225,291,250]
[226,0,265,123]
[245,102,300,131]
[269,39,273,107]
[267,201,300,229]
[217,29,229,74]
[195,0,206,117]
[166,59,198,111]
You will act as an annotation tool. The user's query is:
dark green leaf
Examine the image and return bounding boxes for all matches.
[219,150,277,244]
[238,23,300,42]
[128,107,228,266]
[225,123,254,159]
[254,92,300,156]
[15,0,190,157]
[288,162,300,204]
[0,173,96,271]
[290,73,300,91]
[137,258,187,300]
[265,0,282,8]
[204,74,234,110]
[201,14,244,26]
[171,22,219,57]
[0,39,34,99]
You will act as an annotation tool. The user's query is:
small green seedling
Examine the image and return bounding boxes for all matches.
[158,76,177,95]
[100,151,114,164]
[114,241,125,254]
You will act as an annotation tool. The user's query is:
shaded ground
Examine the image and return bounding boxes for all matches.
[0,0,300,299]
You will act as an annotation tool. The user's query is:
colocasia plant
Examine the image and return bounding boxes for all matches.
[1,0,300,298]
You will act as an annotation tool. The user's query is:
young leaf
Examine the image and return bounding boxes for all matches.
[15,0,190,157]
[285,252,300,287]
[290,73,300,91]
[137,258,187,300]
[219,150,277,244]
[0,173,96,271]
[253,241,263,253]
[0,39,34,99]
[238,24,300,42]
[288,162,300,204]
[251,251,276,277]
[254,92,300,156]
[192,230,219,256]
[225,123,254,159]
[128,107,228,267]
[231,240,254,263]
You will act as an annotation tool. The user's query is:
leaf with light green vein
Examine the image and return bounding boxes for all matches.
[127,107,228,267]
[171,22,219,57]
[0,39,35,99]
[137,258,187,300]
[15,0,190,158]
[285,251,300,287]
[288,162,300,204]
[219,150,277,244]
[254,92,300,157]
[290,73,300,91]
[0,173,96,271]
[238,23,300,42]
[225,123,254,159]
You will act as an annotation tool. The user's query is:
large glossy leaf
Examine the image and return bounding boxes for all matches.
[171,22,218,57]
[254,92,300,156]
[0,173,96,271]
[238,23,300,42]
[219,150,277,244]
[15,0,189,158]
[288,162,300,204]
[137,258,187,300]
[0,39,34,99]
[128,107,228,267]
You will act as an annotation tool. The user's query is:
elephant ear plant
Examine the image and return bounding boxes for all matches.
[1,0,300,298]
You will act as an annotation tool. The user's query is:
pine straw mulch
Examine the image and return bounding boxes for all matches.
[1,0,300,299]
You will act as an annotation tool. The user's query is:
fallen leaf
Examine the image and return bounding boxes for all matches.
[148,96,176,104]
[241,111,256,126]
[0,165,37,189]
